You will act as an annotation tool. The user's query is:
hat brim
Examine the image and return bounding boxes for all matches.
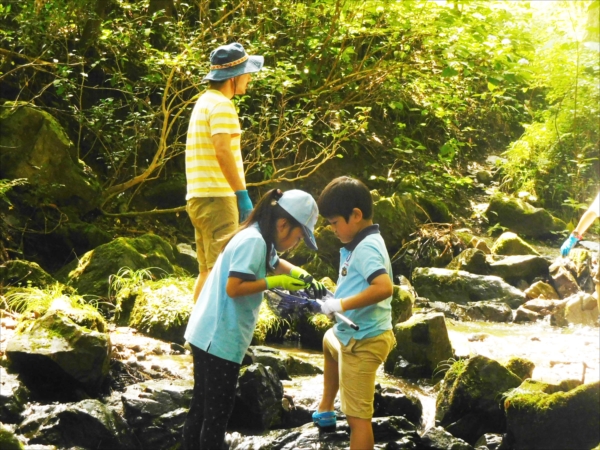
[203,55,264,82]
[302,226,318,251]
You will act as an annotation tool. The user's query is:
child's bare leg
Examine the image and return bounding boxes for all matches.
[347,415,374,450]
[318,344,339,412]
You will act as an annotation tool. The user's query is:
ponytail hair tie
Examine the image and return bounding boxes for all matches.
[271,189,283,205]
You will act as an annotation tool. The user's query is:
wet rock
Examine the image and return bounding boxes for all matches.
[412,267,526,308]
[490,232,540,256]
[513,306,543,323]
[447,248,490,275]
[17,400,134,450]
[248,346,322,380]
[561,292,599,327]
[420,426,473,449]
[525,281,559,300]
[464,301,513,322]
[0,366,30,424]
[485,195,565,239]
[488,255,550,285]
[474,433,503,450]
[118,379,193,449]
[6,312,111,397]
[374,385,423,426]
[436,355,522,445]
[504,381,600,450]
[229,416,420,449]
[549,263,580,299]
[229,363,284,432]
[385,313,454,379]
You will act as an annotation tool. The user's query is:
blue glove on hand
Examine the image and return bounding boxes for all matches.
[560,232,581,257]
[235,190,253,223]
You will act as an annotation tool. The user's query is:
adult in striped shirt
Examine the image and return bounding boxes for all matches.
[186,42,264,302]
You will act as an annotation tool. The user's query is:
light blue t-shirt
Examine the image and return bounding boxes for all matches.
[184,223,278,364]
[333,224,393,345]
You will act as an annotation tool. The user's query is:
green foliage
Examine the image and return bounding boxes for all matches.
[253,299,287,345]
[5,283,106,331]
[498,1,599,220]
[0,179,27,206]
[128,276,194,339]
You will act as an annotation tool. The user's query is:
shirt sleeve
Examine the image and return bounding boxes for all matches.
[356,242,389,284]
[228,235,266,281]
[209,100,241,136]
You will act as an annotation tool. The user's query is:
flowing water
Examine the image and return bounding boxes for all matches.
[134,319,599,435]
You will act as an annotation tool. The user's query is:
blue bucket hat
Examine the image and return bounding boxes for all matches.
[278,190,319,251]
[203,42,264,82]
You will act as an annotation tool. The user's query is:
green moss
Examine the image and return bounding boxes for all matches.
[0,423,24,450]
[252,299,287,345]
[504,357,535,381]
[128,277,194,343]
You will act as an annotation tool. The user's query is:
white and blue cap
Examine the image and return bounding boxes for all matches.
[278,190,318,250]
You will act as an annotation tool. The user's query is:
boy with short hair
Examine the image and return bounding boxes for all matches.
[314,176,396,450]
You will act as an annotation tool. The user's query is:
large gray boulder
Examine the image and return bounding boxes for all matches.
[6,312,111,396]
[119,379,193,450]
[412,267,526,308]
[488,255,551,285]
[485,195,566,238]
[0,103,101,212]
[229,363,284,432]
[384,313,454,379]
[17,400,134,450]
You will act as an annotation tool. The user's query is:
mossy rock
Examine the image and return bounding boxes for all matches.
[128,277,194,344]
[372,191,418,254]
[504,357,535,381]
[436,355,523,444]
[57,233,185,298]
[0,424,23,450]
[485,194,566,239]
[491,232,540,256]
[0,102,101,212]
[392,284,413,325]
[447,248,490,274]
[0,260,58,290]
[504,381,600,450]
[414,192,452,223]
[285,226,339,280]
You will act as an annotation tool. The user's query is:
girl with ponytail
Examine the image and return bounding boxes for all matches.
[183,189,324,450]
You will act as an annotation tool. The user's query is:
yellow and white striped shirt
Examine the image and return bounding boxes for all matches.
[185,89,244,199]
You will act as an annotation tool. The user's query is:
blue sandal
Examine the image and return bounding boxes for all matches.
[312,410,336,432]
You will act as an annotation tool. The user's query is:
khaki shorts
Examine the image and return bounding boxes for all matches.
[323,328,396,419]
[186,196,238,272]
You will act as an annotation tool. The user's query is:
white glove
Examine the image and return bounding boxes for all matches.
[320,298,344,318]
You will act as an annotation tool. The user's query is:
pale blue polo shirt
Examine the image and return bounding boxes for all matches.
[333,224,393,346]
[184,223,278,364]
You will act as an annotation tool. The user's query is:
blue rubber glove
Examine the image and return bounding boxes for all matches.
[560,232,580,257]
[235,190,253,223]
